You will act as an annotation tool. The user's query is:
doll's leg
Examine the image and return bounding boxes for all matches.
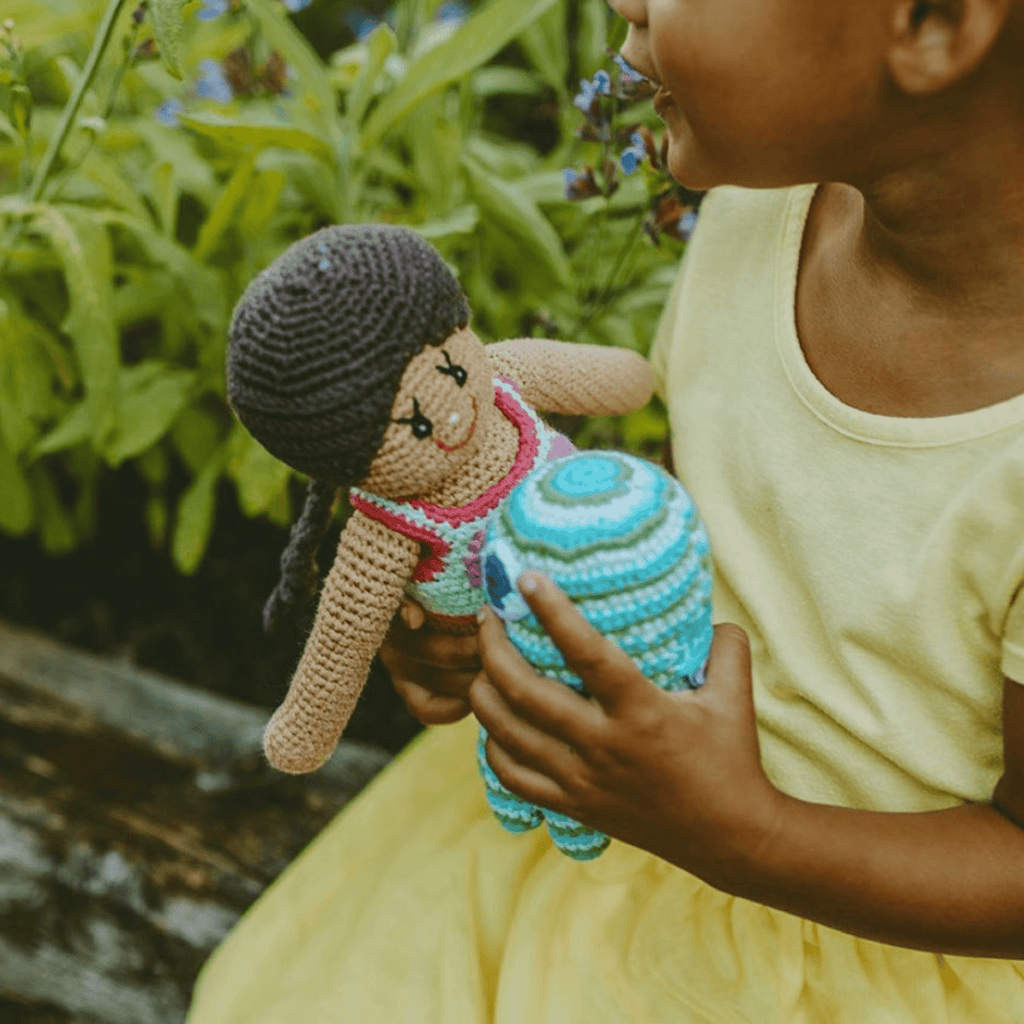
[476,727,544,833]
[543,809,610,861]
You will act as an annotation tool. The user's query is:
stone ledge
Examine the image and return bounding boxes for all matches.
[0,620,392,1024]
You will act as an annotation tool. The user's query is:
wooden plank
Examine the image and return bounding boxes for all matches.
[0,620,393,1024]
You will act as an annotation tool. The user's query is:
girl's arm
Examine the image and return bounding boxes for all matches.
[486,338,654,416]
[263,509,420,773]
[470,574,1024,959]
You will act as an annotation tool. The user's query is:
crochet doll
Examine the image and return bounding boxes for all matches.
[478,450,714,859]
[227,223,654,774]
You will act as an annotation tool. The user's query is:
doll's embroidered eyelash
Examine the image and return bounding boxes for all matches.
[436,350,468,387]
[395,398,433,439]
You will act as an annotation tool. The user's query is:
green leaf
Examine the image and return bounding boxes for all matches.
[0,430,33,536]
[150,161,178,238]
[77,150,151,221]
[243,0,340,133]
[104,364,197,467]
[472,66,545,98]
[518,0,567,93]
[406,96,463,217]
[237,169,285,243]
[29,204,118,445]
[172,447,224,575]
[194,152,256,262]
[0,297,61,455]
[576,0,611,79]
[95,211,228,332]
[136,444,170,487]
[112,269,177,329]
[32,402,92,459]
[145,493,169,547]
[230,431,290,517]
[462,155,573,288]
[179,110,335,164]
[150,0,190,79]
[0,110,26,146]
[413,204,479,239]
[346,21,397,127]
[361,0,558,148]
[621,402,669,453]
[32,463,77,555]
[171,407,222,474]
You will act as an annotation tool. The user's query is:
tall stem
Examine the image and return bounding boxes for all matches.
[0,0,131,278]
[27,0,132,203]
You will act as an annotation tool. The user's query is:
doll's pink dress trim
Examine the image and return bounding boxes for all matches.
[348,377,571,622]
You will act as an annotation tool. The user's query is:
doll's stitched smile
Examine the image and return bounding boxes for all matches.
[435,396,478,452]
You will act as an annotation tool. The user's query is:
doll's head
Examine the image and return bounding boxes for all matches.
[227,223,494,630]
[227,223,472,488]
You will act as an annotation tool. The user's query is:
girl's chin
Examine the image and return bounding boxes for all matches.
[660,126,715,192]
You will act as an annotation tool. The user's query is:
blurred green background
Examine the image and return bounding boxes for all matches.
[0,0,687,739]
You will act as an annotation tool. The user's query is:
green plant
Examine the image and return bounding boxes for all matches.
[0,0,686,575]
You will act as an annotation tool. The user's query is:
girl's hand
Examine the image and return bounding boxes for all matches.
[380,599,481,725]
[470,573,786,876]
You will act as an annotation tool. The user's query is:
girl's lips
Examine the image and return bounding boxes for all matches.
[435,396,478,452]
[653,87,675,117]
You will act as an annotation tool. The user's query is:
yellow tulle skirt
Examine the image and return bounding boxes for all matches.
[188,716,1024,1023]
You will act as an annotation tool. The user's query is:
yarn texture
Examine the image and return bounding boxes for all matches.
[227,223,469,486]
[225,222,656,774]
[350,377,574,633]
[480,451,714,859]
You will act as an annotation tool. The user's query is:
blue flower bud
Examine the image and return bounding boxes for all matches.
[198,0,228,21]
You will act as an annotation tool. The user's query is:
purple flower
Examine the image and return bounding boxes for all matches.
[677,209,698,240]
[154,98,183,126]
[198,0,228,21]
[434,2,467,24]
[563,166,601,201]
[195,59,233,103]
[620,131,646,175]
[572,70,612,114]
[612,53,648,84]
[343,8,380,39]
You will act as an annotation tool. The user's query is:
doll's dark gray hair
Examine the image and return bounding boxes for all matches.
[227,224,470,631]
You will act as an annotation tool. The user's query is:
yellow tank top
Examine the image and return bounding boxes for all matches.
[651,183,1024,812]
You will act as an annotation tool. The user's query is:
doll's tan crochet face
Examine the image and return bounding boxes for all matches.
[359,326,495,498]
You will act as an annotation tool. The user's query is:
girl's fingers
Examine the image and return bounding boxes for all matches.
[384,657,478,697]
[399,598,426,630]
[516,572,653,715]
[470,673,582,782]
[476,607,602,744]
[393,677,472,725]
[701,623,754,706]
[483,734,574,814]
[382,615,481,671]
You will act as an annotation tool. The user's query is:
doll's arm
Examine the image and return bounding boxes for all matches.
[486,338,654,416]
[263,509,421,774]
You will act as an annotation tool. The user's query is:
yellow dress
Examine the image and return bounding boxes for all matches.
[189,185,1024,1023]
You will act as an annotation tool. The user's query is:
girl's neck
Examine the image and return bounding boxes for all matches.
[795,175,1024,418]
[420,394,521,507]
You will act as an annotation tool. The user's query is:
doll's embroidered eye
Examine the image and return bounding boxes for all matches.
[436,350,468,387]
[394,398,434,439]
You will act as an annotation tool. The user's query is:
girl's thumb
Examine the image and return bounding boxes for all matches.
[702,622,753,700]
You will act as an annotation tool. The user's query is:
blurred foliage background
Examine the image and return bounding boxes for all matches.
[0,0,694,734]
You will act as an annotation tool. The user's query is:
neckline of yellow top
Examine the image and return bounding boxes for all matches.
[774,182,1024,449]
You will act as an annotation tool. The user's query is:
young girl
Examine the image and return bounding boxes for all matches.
[188,0,1024,1020]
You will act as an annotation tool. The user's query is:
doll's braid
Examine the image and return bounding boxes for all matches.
[263,478,339,634]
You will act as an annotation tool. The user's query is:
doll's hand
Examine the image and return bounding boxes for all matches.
[380,599,482,725]
[470,574,786,878]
